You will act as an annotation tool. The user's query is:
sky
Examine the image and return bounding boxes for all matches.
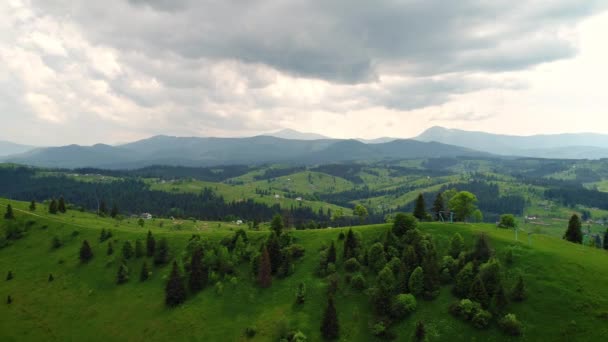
[1,0,608,146]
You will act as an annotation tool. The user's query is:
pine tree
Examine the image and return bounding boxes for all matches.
[473,233,492,263]
[413,321,426,342]
[110,203,118,218]
[511,275,526,302]
[491,283,508,314]
[296,282,306,304]
[6,271,13,281]
[51,236,62,249]
[320,296,339,340]
[603,229,608,250]
[58,196,66,213]
[271,214,284,236]
[6,295,12,304]
[117,263,129,284]
[257,246,272,288]
[564,214,583,244]
[327,241,337,264]
[122,241,134,260]
[413,193,427,221]
[146,230,156,257]
[343,229,358,259]
[48,273,54,282]
[107,241,114,255]
[449,233,465,259]
[49,199,58,214]
[98,200,107,216]
[374,266,396,315]
[4,204,15,219]
[395,261,410,294]
[135,239,144,258]
[422,242,441,296]
[165,262,186,307]
[79,240,93,263]
[140,261,150,281]
[266,233,282,274]
[29,200,36,211]
[189,248,207,293]
[469,276,490,309]
[453,262,475,298]
[408,266,424,297]
[432,192,445,221]
[154,238,169,265]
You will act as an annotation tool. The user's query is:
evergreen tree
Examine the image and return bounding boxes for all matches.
[117,263,129,284]
[266,233,282,274]
[421,242,441,296]
[146,230,156,257]
[107,241,114,255]
[135,239,144,258]
[479,258,501,296]
[395,261,410,294]
[368,242,387,273]
[511,275,526,302]
[4,204,15,219]
[296,282,306,304]
[343,229,358,259]
[603,229,608,250]
[58,196,66,213]
[6,271,13,281]
[453,262,475,298]
[432,192,445,221]
[79,240,93,263]
[469,276,490,308]
[320,296,339,340]
[408,266,424,297]
[413,193,427,221]
[98,200,107,216]
[48,273,54,282]
[51,236,62,249]
[373,266,396,315]
[29,200,36,211]
[189,248,207,293]
[6,295,12,304]
[154,238,170,265]
[564,214,583,244]
[122,241,134,260]
[491,283,508,314]
[165,262,186,307]
[110,203,118,218]
[327,241,337,264]
[140,261,150,281]
[473,233,492,263]
[270,214,284,236]
[49,199,58,214]
[413,321,426,342]
[257,246,272,288]
[449,233,465,259]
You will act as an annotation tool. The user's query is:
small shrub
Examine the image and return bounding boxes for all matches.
[344,258,361,272]
[244,326,257,338]
[338,231,345,240]
[391,294,417,319]
[351,273,367,290]
[499,313,523,336]
[215,281,224,295]
[472,310,492,329]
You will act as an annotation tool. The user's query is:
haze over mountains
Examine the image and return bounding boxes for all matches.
[3,126,608,169]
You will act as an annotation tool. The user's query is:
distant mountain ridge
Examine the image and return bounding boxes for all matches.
[2,134,488,169]
[0,140,35,157]
[262,128,331,140]
[416,126,608,159]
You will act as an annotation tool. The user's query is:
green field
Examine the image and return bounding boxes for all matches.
[1,198,607,341]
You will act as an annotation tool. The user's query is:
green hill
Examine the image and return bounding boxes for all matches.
[1,198,607,341]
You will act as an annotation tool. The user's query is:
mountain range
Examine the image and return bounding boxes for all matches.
[4,126,608,169]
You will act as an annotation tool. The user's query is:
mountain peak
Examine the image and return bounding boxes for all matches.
[263,128,331,141]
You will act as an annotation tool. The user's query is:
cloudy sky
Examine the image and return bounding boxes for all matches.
[1,0,608,146]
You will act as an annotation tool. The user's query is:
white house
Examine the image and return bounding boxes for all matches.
[141,213,153,220]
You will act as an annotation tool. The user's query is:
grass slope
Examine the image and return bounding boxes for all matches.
[1,199,607,341]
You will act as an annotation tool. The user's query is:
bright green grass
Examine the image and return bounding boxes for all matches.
[1,199,608,341]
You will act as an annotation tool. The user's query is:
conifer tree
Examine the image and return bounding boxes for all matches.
[491,283,508,314]
[453,262,475,298]
[343,229,358,259]
[413,193,427,221]
[469,276,490,308]
[29,200,36,211]
[603,229,608,250]
[58,196,66,213]
[422,242,441,296]
[6,271,13,281]
[320,296,339,340]
[395,261,410,294]
[135,239,144,258]
[117,263,129,284]
[511,275,526,302]
[122,241,134,260]
[140,261,150,281]
[107,241,114,255]
[189,248,207,293]
[154,238,170,265]
[408,266,424,297]
[473,233,492,263]
[98,200,107,216]
[374,266,396,315]
[296,282,306,304]
[327,241,337,264]
[49,199,58,214]
[413,321,426,342]
[257,246,272,288]
[79,240,93,263]
[266,233,282,274]
[51,236,62,249]
[449,233,465,259]
[146,230,156,257]
[4,204,15,219]
[165,262,186,307]
[270,214,284,236]
[6,295,12,304]
[564,214,583,244]
[48,273,54,282]
[432,192,445,221]
[110,203,118,218]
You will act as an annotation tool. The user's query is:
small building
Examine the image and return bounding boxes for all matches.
[274,194,281,199]
[236,220,243,225]
[295,197,303,201]
[141,213,153,220]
